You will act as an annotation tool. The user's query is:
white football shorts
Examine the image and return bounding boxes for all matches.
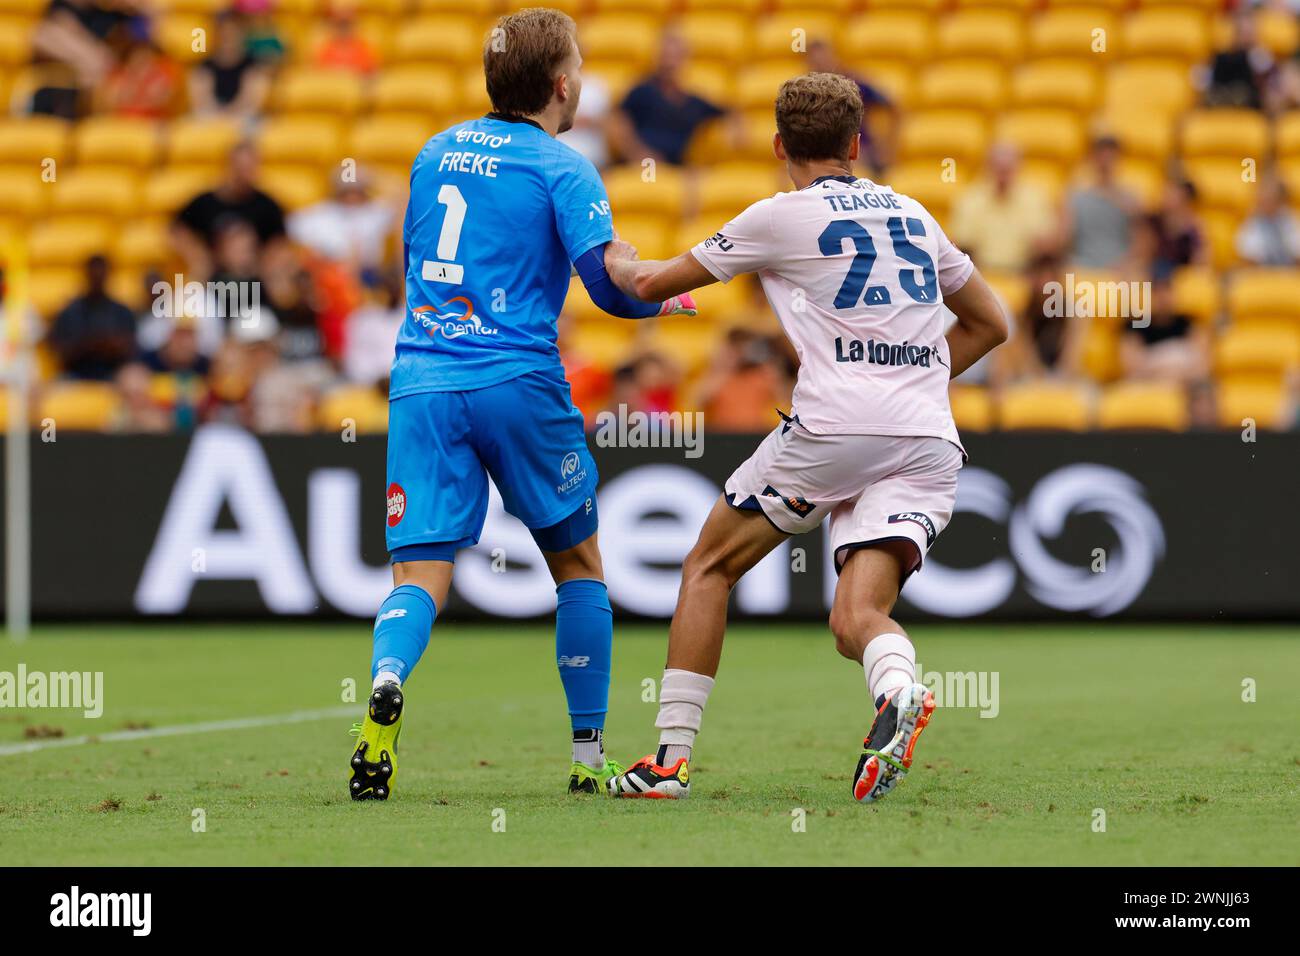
[723,420,964,575]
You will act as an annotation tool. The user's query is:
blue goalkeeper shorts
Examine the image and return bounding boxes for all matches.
[384,364,598,558]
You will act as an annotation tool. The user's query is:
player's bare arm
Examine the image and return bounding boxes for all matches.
[604,242,718,303]
[943,267,1010,378]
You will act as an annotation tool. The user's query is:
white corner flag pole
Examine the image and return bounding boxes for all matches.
[4,237,30,642]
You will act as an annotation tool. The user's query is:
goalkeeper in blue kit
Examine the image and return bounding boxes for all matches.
[348,7,697,800]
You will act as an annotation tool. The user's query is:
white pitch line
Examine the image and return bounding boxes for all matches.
[0,705,356,757]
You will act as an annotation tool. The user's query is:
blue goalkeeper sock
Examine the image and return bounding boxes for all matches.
[371,584,436,684]
[555,579,612,740]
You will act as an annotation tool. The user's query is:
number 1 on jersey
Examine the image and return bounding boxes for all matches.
[422,184,467,285]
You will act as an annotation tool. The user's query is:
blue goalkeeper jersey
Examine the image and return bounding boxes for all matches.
[390,114,615,399]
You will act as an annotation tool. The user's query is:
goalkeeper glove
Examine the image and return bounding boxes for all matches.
[657,292,698,317]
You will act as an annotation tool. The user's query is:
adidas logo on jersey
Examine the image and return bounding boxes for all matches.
[835,337,937,369]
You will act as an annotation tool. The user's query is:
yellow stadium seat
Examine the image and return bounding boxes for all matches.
[48,169,140,219]
[1103,60,1195,117]
[611,213,672,260]
[1216,379,1291,429]
[259,165,327,211]
[647,317,720,375]
[936,10,1023,61]
[917,60,1007,113]
[414,0,513,12]
[1097,381,1189,431]
[581,59,642,102]
[885,161,962,223]
[735,62,801,111]
[604,164,688,218]
[388,14,480,65]
[113,219,171,269]
[843,12,933,63]
[0,17,35,66]
[1122,9,1211,60]
[1081,324,1122,382]
[752,14,838,61]
[458,70,492,120]
[1170,266,1221,325]
[1200,209,1240,271]
[1184,158,1256,216]
[38,382,121,431]
[370,65,460,117]
[862,61,914,108]
[154,14,213,65]
[1011,61,1099,111]
[569,316,637,367]
[73,117,161,169]
[348,116,433,168]
[676,12,751,64]
[0,165,49,221]
[899,110,988,166]
[695,162,782,218]
[949,385,994,432]
[142,167,220,216]
[1274,111,1300,156]
[1254,6,1300,58]
[680,62,735,106]
[577,14,660,68]
[1093,109,1175,161]
[994,109,1084,165]
[317,386,389,433]
[1215,324,1300,380]
[257,116,342,167]
[0,116,69,167]
[734,109,780,163]
[595,0,675,14]
[275,67,365,115]
[1226,268,1300,323]
[1181,109,1271,159]
[165,117,242,167]
[688,278,751,323]
[998,382,1093,431]
[982,270,1029,318]
[26,267,82,320]
[28,218,112,268]
[1029,9,1116,60]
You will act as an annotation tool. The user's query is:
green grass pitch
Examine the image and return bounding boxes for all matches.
[1,623,1297,866]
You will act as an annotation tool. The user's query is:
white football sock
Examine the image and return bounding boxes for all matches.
[655,669,714,762]
[862,633,916,703]
[572,728,605,768]
[373,671,401,689]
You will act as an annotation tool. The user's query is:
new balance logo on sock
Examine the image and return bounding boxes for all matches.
[558,655,590,668]
[376,608,408,624]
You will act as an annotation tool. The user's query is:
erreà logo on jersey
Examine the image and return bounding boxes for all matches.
[889,511,936,547]
[386,483,406,527]
[411,297,499,340]
[699,231,734,252]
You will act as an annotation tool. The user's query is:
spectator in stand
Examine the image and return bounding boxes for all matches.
[950,143,1054,274]
[32,0,135,89]
[1237,172,1300,265]
[343,269,404,388]
[111,362,171,433]
[288,174,396,271]
[1119,275,1209,385]
[1203,10,1274,111]
[991,252,1087,386]
[46,255,137,381]
[238,0,285,64]
[188,11,271,120]
[1138,177,1208,274]
[101,33,181,118]
[313,5,378,75]
[607,351,681,415]
[557,314,613,426]
[696,328,793,432]
[173,141,286,276]
[611,31,740,166]
[1060,135,1140,271]
[806,38,897,174]
[141,312,211,378]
